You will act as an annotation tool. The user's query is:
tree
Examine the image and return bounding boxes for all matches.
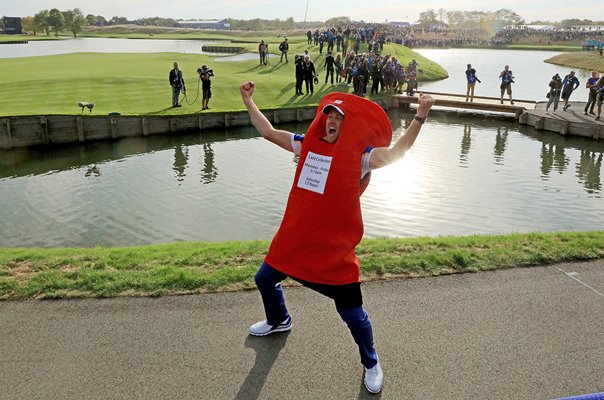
[63,8,86,37]
[21,16,36,34]
[86,14,97,26]
[325,16,351,26]
[493,8,524,28]
[438,8,447,23]
[560,19,588,29]
[47,8,65,36]
[418,9,438,26]
[109,16,129,25]
[34,9,50,36]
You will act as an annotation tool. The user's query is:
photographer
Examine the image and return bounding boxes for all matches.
[197,65,214,111]
[169,62,186,108]
[499,65,514,105]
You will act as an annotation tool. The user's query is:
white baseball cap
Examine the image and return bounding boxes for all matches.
[322,100,345,116]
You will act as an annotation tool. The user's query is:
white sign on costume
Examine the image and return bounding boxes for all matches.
[297,151,333,194]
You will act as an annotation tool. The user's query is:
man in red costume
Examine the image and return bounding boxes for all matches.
[239,81,434,394]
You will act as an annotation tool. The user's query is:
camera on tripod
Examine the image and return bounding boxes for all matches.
[197,65,214,76]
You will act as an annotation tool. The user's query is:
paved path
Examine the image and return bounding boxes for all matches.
[1,260,603,400]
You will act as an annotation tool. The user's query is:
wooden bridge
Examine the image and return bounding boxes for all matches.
[394,91,536,118]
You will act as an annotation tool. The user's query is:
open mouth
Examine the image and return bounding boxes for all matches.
[328,127,336,134]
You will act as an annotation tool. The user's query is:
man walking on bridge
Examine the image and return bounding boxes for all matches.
[561,71,580,111]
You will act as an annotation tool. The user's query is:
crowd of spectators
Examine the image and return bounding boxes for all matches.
[303,22,604,50]
[490,25,604,50]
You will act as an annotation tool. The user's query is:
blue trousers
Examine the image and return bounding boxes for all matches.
[254,262,378,368]
[171,85,180,106]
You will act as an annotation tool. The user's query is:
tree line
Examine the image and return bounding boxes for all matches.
[418,8,604,31]
[7,7,604,37]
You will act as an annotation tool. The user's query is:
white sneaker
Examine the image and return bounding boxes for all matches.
[364,359,384,394]
[248,316,292,336]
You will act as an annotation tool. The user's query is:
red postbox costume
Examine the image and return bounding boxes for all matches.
[249,91,396,394]
[265,92,392,285]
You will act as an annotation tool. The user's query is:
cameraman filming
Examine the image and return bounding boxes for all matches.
[169,62,186,108]
[198,65,214,111]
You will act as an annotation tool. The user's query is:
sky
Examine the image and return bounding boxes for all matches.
[2,0,601,24]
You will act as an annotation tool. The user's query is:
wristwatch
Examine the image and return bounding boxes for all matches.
[414,115,426,124]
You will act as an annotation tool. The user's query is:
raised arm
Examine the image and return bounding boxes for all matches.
[239,81,294,152]
[368,93,435,169]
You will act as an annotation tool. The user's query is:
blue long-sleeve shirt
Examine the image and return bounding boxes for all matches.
[562,75,580,91]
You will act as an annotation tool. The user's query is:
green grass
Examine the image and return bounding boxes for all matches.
[0,34,63,42]
[1,231,603,300]
[544,51,604,72]
[0,34,447,117]
[506,44,583,52]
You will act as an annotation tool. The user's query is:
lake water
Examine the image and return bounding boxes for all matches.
[0,37,219,58]
[415,48,593,102]
[0,41,602,247]
[0,37,267,60]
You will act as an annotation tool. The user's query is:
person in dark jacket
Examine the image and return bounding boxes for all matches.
[324,51,335,85]
[279,38,289,63]
[465,64,481,102]
[169,62,186,108]
[295,55,304,95]
[545,73,563,113]
[303,55,316,94]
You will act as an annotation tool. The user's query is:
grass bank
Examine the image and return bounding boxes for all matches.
[545,51,604,72]
[1,231,603,300]
[0,34,62,42]
[505,44,582,52]
[0,34,447,117]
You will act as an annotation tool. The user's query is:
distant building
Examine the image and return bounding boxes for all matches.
[2,17,23,34]
[176,19,230,30]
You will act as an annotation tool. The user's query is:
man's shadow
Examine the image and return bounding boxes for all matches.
[234,332,290,400]
[357,380,383,399]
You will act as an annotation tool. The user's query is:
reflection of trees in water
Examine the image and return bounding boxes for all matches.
[576,150,603,194]
[201,143,217,185]
[493,127,508,164]
[172,145,189,183]
[459,123,472,166]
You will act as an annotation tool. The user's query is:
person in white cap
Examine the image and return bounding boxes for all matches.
[239,80,434,394]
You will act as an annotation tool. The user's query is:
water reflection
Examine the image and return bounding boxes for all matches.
[85,165,101,178]
[460,123,472,166]
[540,143,569,177]
[493,127,508,165]
[173,145,189,183]
[1,112,603,247]
[576,150,603,194]
[201,143,218,184]
[517,126,604,196]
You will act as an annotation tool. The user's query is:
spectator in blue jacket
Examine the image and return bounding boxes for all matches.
[561,71,580,111]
